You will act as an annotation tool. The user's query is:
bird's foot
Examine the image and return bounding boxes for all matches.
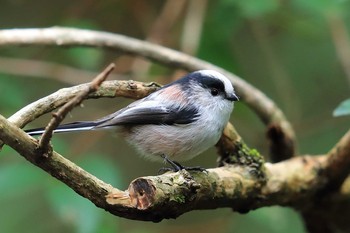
[158,155,207,174]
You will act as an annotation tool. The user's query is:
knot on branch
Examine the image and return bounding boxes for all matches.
[128,170,201,211]
[129,178,157,209]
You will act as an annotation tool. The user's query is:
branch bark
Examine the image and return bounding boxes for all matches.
[0,27,296,160]
[7,80,161,130]
[0,79,161,150]
[0,113,338,222]
[0,69,348,226]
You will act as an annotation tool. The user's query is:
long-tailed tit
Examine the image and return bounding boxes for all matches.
[26,70,239,171]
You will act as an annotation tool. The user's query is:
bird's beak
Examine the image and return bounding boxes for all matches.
[226,93,239,102]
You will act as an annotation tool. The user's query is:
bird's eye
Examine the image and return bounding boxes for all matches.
[210,88,219,96]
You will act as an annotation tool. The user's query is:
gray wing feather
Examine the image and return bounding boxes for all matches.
[94,101,199,128]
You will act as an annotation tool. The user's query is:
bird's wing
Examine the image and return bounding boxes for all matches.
[26,100,199,136]
[94,100,199,128]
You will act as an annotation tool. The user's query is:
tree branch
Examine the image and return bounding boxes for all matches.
[0,79,161,150]
[0,113,337,222]
[0,71,349,223]
[0,27,296,160]
[7,80,161,129]
[4,109,350,224]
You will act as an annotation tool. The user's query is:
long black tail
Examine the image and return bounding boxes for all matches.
[25,121,100,136]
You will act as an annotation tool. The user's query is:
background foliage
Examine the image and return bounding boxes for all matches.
[0,0,349,232]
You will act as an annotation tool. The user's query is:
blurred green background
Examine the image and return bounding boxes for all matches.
[1,0,349,232]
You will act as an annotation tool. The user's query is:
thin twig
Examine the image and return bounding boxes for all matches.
[38,63,115,155]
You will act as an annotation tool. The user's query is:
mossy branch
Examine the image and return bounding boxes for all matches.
[0,76,349,223]
[0,112,341,222]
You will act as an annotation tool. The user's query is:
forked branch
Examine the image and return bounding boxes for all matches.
[0,112,340,222]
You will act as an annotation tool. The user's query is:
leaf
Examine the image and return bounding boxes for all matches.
[333,98,350,117]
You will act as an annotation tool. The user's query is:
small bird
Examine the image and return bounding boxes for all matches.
[26,70,239,171]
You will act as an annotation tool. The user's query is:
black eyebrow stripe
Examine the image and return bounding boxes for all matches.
[165,72,226,94]
[199,76,225,92]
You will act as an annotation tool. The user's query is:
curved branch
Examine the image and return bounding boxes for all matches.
[0,27,296,160]
[0,78,161,150]
[0,113,331,221]
[7,80,161,129]
[7,110,349,225]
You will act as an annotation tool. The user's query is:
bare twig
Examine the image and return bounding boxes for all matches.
[0,27,296,159]
[38,63,115,155]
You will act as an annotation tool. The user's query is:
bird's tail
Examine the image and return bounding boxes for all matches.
[25,121,100,136]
